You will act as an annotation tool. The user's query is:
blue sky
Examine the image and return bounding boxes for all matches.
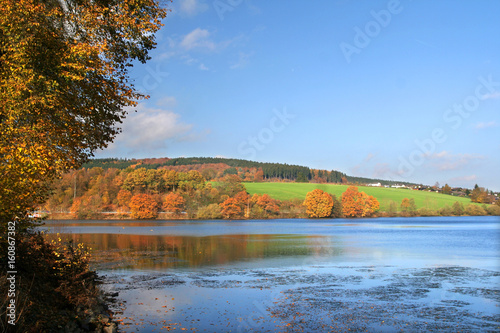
[96,0,500,191]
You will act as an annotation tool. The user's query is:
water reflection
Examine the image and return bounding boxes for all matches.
[57,233,344,270]
[43,216,500,271]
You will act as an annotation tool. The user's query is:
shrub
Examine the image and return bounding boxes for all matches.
[486,205,500,216]
[417,207,439,216]
[0,232,110,332]
[387,200,398,217]
[464,204,487,216]
[197,203,223,219]
[452,201,464,216]
[438,205,453,216]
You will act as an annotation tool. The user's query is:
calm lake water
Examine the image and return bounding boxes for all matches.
[43,216,500,332]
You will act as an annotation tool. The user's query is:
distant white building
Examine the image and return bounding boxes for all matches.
[391,184,407,189]
[367,183,381,187]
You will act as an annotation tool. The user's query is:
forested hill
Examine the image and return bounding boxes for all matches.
[82,157,417,186]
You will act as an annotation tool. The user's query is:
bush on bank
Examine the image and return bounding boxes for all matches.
[0,231,115,332]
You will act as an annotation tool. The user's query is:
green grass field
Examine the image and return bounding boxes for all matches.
[244,182,474,212]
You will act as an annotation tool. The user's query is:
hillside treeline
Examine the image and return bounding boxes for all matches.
[45,167,307,219]
[43,167,500,219]
[82,157,416,186]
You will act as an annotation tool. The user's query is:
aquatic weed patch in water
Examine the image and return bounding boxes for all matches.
[98,265,499,332]
[269,266,500,332]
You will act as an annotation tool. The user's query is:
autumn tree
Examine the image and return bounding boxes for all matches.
[256,194,280,214]
[254,169,264,182]
[442,184,452,195]
[363,193,380,217]
[341,186,379,218]
[387,200,398,217]
[331,195,344,218]
[0,1,167,331]
[408,198,417,215]
[216,174,246,197]
[341,186,364,218]
[163,170,179,191]
[116,189,133,211]
[219,198,243,219]
[251,193,280,218]
[303,189,334,218]
[163,192,185,214]
[178,170,205,192]
[400,198,411,214]
[452,201,464,216]
[197,203,223,219]
[129,193,159,219]
[201,168,217,181]
[470,185,491,203]
[234,190,250,207]
[400,198,417,216]
[464,204,487,216]
[71,195,102,219]
[0,0,167,229]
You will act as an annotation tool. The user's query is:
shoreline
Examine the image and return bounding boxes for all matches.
[44,210,499,221]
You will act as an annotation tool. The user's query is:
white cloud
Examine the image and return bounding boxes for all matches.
[180,28,216,51]
[163,29,241,58]
[474,121,497,129]
[177,0,208,17]
[107,104,197,155]
[158,29,245,72]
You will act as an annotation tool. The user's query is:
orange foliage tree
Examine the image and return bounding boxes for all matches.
[219,197,242,219]
[341,186,379,218]
[234,190,250,216]
[303,189,334,218]
[256,194,280,214]
[252,193,280,217]
[163,192,185,214]
[400,198,411,212]
[129,193,159,219]
[70,195,102,219]
[400,197,416,216]
[0,0,167,227]
[116,189,132,211]
[254,169,264,182]
[362,193,380,217]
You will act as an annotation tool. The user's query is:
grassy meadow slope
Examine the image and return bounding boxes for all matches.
[244,183,473,212]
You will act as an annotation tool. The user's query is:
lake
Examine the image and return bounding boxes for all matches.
[42,216,500,332]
